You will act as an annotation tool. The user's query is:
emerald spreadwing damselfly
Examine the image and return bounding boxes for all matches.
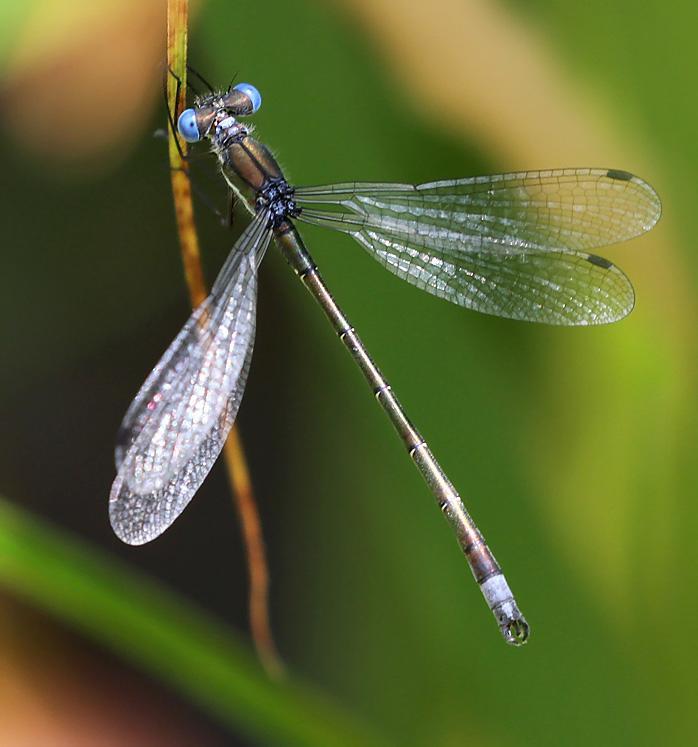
[109,78,661,645]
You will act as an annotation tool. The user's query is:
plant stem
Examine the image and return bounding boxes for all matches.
[166,0,282,676]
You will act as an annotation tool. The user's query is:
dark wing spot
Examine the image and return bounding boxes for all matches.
[586,253,613,269]
[606,169,634,182]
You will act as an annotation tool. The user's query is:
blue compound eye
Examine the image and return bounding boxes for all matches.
[177,108,200,143]
[233,83,262,113]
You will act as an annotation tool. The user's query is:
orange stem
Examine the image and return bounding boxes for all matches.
[166,0,283,678]
[223,432,284,678]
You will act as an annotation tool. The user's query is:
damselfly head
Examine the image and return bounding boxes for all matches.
[177,83,261,144]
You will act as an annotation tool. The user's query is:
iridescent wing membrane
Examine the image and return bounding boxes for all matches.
[296,168,661,325]
[110,211,273,545]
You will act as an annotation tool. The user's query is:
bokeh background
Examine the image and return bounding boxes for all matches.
[0,0,696,744]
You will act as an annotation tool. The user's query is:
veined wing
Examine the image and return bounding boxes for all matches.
[110,211,273,545]
[295,168,660,325]
[295,169,660,253]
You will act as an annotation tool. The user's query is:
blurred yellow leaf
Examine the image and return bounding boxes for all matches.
[1,0,167,164]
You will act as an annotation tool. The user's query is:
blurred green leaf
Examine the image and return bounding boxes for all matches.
[0,497,390,747]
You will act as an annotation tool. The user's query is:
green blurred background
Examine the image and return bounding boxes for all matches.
[0,0,695,744]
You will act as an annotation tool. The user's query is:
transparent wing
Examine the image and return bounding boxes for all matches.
[110,211,273,545]
[295,168,660,324]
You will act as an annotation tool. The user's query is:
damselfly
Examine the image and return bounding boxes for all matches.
[109,80,660,645]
